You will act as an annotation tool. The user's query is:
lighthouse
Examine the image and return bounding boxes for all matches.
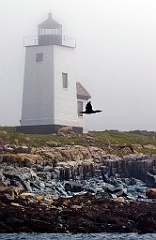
[18,13,91,134]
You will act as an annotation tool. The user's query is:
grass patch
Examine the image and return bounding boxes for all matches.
[1,127,156,154]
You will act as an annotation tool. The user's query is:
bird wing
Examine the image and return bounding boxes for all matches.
[86,101,93,112]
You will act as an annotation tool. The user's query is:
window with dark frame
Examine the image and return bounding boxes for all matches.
[62,72,68,89]
[36,53,43,62]
[78,101,83,116]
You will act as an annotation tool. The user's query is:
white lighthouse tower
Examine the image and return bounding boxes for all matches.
[18,13,91,134]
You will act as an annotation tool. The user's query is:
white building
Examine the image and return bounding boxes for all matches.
[17,13,91,134]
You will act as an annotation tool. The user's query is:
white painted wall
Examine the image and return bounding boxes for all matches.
[21,45,54,126]
[77,99,89,133]
[21,44,89,132]
[53,45,79,127]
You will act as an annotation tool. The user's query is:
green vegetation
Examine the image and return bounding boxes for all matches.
[91,130,156,154]
[91,130,156,147]
[1,127,156,155]
[0,126,85,148]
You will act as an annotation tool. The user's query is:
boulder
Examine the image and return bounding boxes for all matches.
[114,197,125,203]
[106,181,125,197]
[64,181,83,192]
[46,141,58,147]
[14,146,30,154]
[57,126,73,135]
[146,188,156,199]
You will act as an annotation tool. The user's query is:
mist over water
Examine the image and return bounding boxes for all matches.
[0,233,156,240]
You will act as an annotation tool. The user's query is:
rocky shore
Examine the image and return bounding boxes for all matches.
[1,144,156,186]
[0,193,156,234]
[0,141,156,233]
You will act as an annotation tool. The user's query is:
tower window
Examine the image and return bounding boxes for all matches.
[78,101,83,116]
[36,53,43,62]
[39,28,62,36]
[62,73,68,89]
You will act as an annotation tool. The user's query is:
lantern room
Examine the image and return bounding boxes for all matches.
[38,12,62,46]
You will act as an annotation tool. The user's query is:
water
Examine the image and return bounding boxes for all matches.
[0,233,156,240]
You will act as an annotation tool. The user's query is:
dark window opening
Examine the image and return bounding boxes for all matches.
[62,73,68,88]
[36,53,43,62]
[78,101,83,116]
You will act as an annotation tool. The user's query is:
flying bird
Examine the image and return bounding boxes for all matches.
[80,101,102,114]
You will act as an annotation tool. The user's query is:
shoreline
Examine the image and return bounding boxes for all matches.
[0,131,156,233]
[0,194,156,234]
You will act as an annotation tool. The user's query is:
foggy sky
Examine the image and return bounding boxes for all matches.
[0,0,156,131]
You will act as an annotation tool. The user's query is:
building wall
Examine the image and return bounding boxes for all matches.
[21,45,54,126]
[21,44,89,133]
[77,98,89,133]
[53,45,79,127]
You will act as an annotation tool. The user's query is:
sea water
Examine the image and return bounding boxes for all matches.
[0,233,156,240]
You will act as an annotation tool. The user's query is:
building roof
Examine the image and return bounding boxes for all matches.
[38,13,62,29]
[76,82,91,100]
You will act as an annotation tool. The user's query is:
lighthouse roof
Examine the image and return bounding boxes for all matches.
[76,82,91,100]
[38,13,62,29]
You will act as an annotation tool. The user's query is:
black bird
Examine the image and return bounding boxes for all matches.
[80,101,102,114]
